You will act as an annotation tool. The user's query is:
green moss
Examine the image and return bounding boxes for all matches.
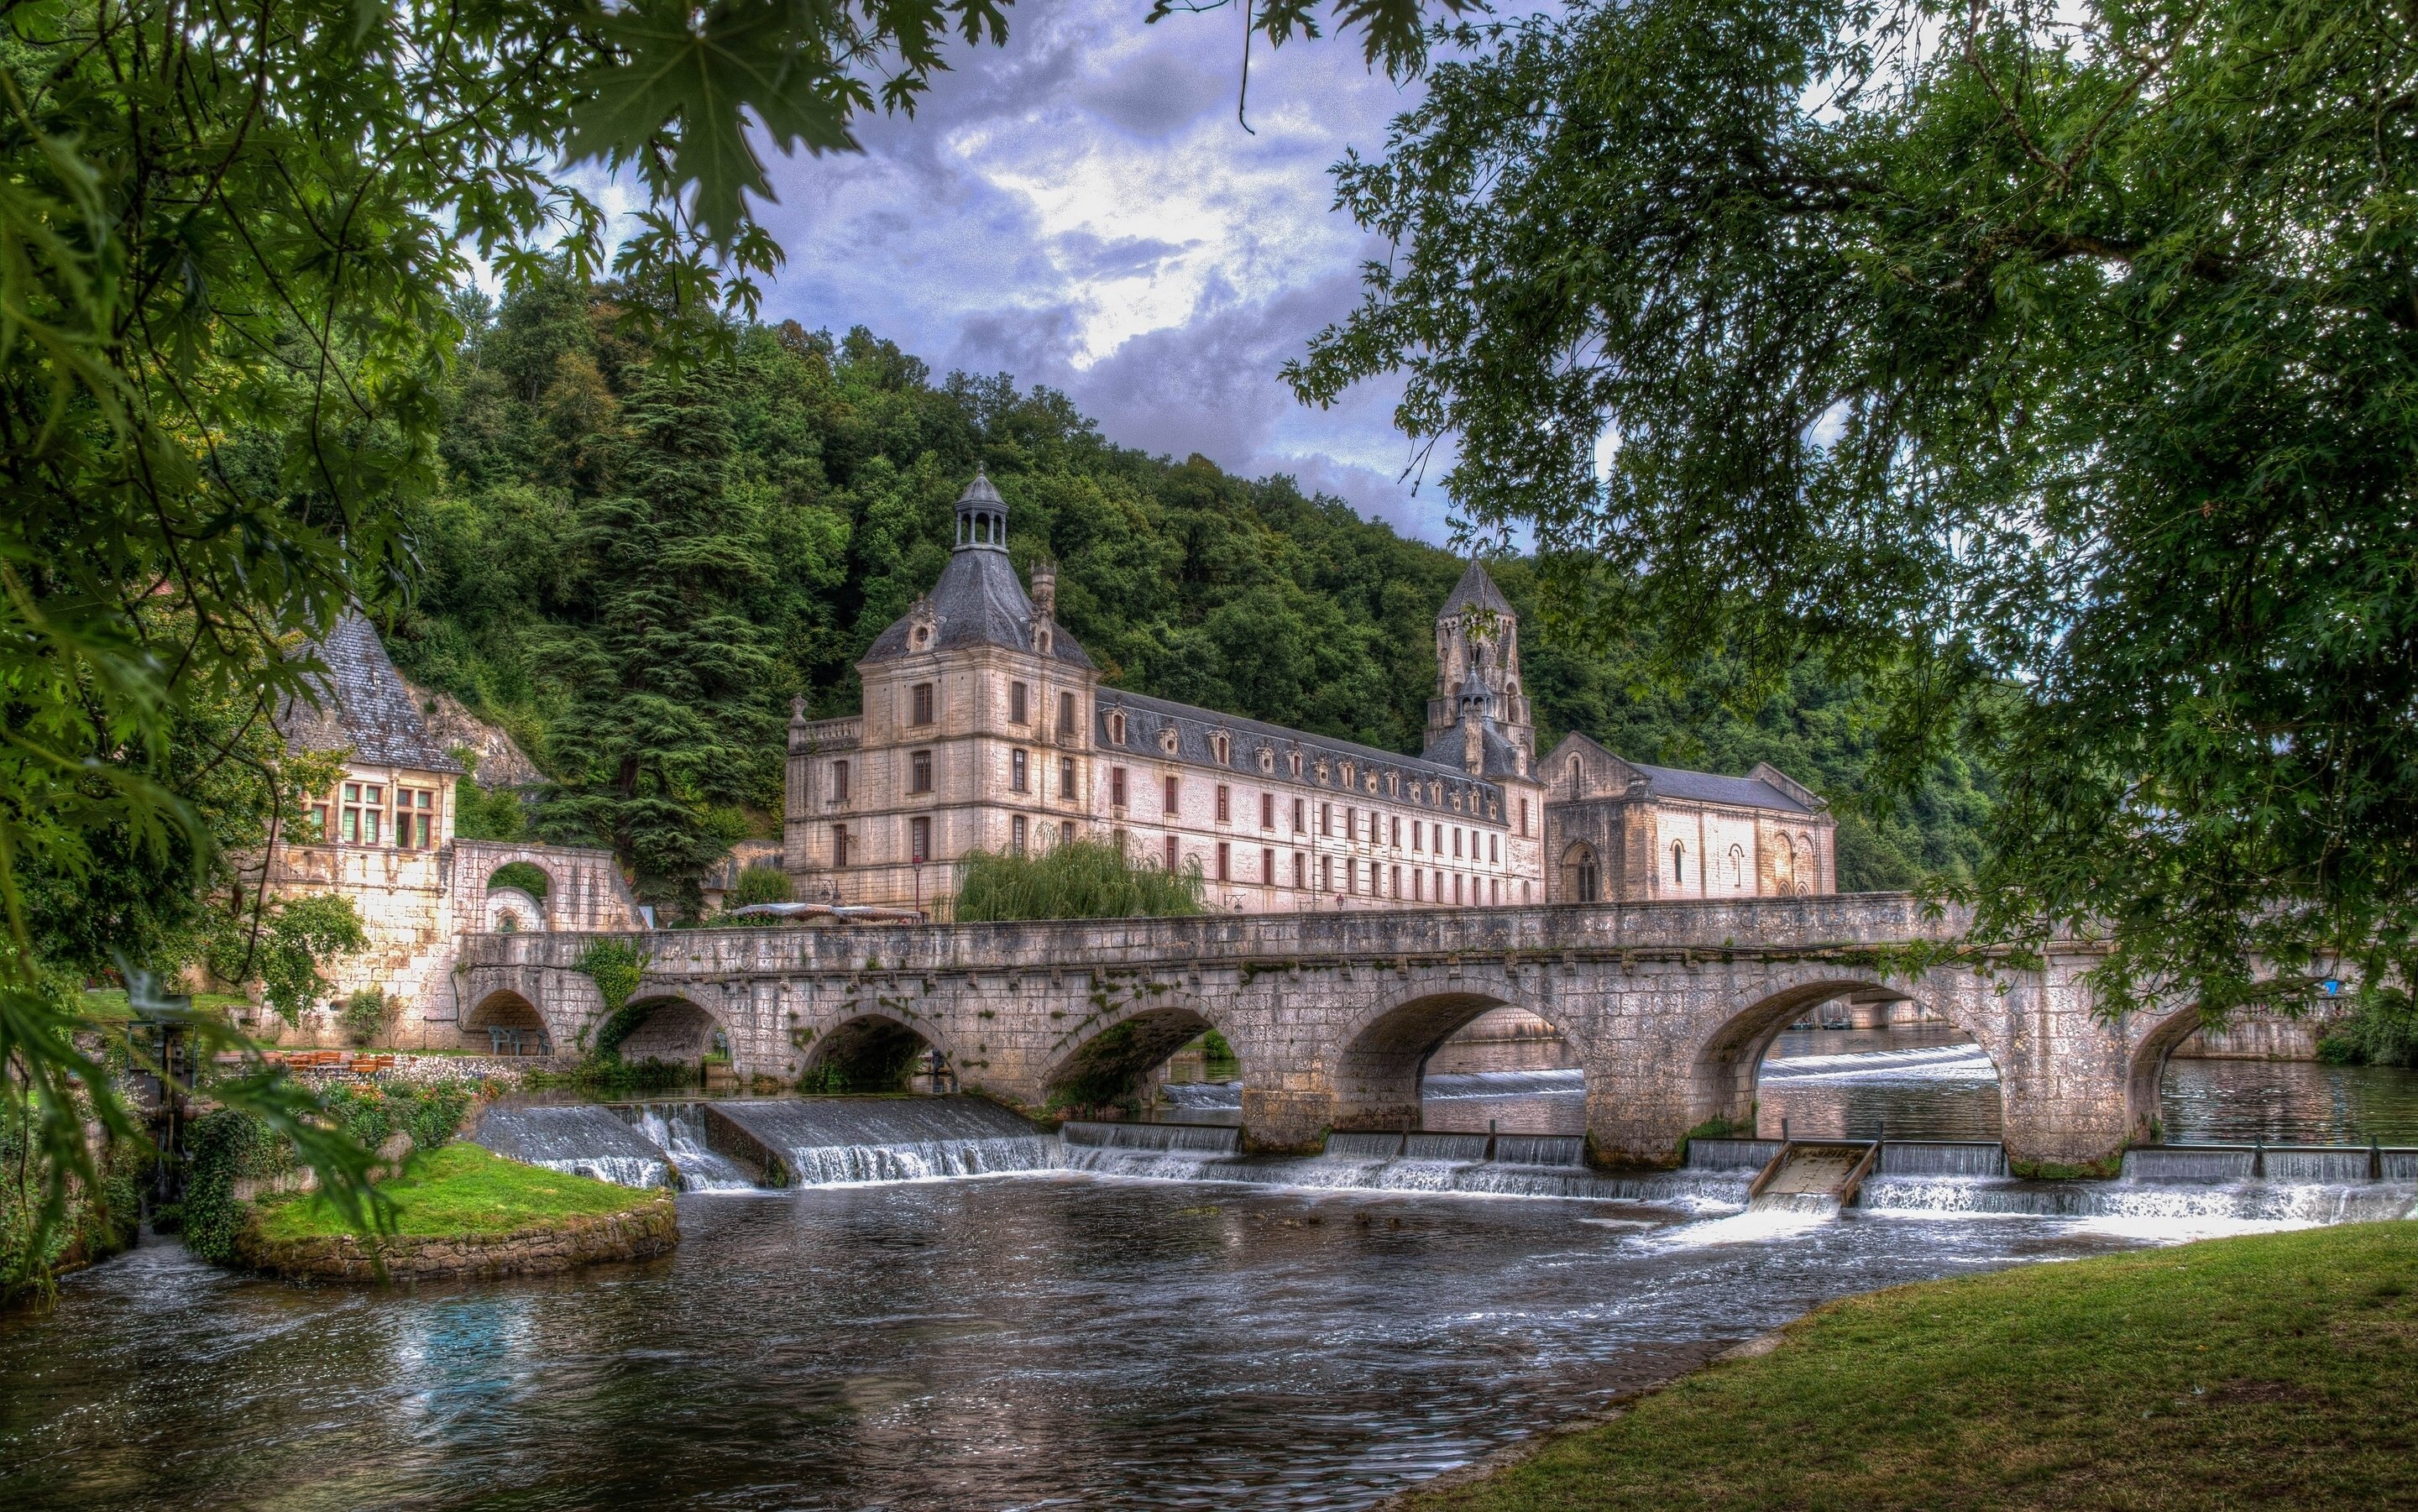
[254,1143,653,1241]
[1398,1222,2418,1512]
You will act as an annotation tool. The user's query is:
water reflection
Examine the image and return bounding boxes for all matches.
[1,1178,2162,1511]
[1756,1026,2002,1140]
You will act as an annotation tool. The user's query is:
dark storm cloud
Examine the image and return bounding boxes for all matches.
[745,0,1463,542]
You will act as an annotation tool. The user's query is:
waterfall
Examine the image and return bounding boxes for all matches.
[1323,1132,1407,1160]
[1062,1122,1241,1154]
[1157,1080,1243,1112]
[474,1105,674,1190]
[1402,1133,1494,1162]
[1490,1135,1587,1168]
[2122,1148,2257,1183]
[1877,1142,2009,1178]
[1858,1175,2417,1224]
[710,1096,1059,1187]
[1685,1138,1787,1172]
[1421,1068,1587,1101]
[620,1104,756,1192]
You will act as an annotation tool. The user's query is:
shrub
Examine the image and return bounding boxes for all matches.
[340,987,390,1046]
[181,1110,287,1263]
[955,840,1205,922]
[729,864,793,908]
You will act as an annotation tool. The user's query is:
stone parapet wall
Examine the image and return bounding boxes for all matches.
[2171,1011,2342,1061]
[237,1195,677,1282]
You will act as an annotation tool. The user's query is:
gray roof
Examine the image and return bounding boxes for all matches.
[1629,761,1813,814]
[1421,719,1526,782]
[861,548,1095,669]
[1440,562,1514,617]
[1099,689,1504,815]
[280,610,465,774]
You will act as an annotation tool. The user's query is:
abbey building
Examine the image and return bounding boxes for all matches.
[784,473,1835,914]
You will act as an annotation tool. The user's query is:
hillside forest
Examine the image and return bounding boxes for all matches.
[386,280,1995,914]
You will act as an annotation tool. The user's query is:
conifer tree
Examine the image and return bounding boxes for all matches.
[542,368,777,916]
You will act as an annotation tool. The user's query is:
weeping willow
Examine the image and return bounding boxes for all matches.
[953,842,1205,923]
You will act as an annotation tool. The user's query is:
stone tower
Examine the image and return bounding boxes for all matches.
[1425,562,1534,772]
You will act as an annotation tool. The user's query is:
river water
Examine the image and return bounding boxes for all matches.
[5,1042,2416,1511]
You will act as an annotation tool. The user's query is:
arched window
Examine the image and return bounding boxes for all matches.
[1728,843,1745,892]
[1672,841,1685,884]
[1569,757,1583,791]
[1562,842,1599,903]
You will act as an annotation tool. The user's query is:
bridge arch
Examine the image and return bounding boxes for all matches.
[1044,1001,1243,1118]
[462,988,552,1054]
[604,990,730,1068]
[1329,989,1577,1133]
[1692,972,2005,1139]
[801,1009,955,1093]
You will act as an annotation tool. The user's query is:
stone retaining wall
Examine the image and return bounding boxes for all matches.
[238,1195,677,1282]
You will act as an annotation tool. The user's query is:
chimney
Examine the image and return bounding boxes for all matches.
[1030,557,1057,622]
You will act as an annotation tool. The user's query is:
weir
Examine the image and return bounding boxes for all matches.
[475,1105,673,1189]
[711,1096,1060,1185]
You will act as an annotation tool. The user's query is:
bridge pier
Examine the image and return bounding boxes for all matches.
[1239,1088,1336,1155]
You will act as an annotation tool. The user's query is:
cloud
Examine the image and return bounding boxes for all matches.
[745,0,1466,542]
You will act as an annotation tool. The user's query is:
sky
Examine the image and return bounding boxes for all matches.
[735,1,1463,541]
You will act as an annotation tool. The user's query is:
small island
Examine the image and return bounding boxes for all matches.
[239,1143,677,1283]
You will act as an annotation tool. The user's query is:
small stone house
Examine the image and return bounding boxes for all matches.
[266,610,642,1048]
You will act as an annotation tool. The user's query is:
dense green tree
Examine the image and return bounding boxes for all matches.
[393,282,1993,905]
[1294,0,2418,1027]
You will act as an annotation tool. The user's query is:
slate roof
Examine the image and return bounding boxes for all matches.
[279,610,465,774]
[1627,761,1814,814]
[1098,689,1503,814]
[1440,561,1514,617]
[860,547,1095,669]
[1420,719,1527,782]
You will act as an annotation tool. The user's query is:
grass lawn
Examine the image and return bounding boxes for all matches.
[80,987,249,1022]
[255,1143,657,1241]
[1401,1221,2418,1511]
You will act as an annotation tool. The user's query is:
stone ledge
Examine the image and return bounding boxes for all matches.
[236,1194,678,1283]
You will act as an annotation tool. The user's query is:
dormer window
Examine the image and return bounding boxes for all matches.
[1289,751,1302,778]
[1107,710,1128,744]
[1159,726,1180,756]
[913,625,930,649]
[1212,733,1231,764]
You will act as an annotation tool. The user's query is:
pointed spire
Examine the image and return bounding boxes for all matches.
[1441,560,1513,617]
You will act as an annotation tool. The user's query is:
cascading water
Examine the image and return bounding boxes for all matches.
[1422,1068,1587,1102]
[712,1096,1060,1185]
[1059,1120,1245,1180]
[620,1104,756,1192]
[474,1105,673,1190]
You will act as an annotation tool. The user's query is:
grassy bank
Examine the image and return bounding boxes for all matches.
[255,1143,654,1241]
[1401,1222,2418,1511]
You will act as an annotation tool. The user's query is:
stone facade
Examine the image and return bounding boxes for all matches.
[1540,732,1837,902]
[458,895,2183,1174]
[784,475,1578,915]
[263,612,645,1048]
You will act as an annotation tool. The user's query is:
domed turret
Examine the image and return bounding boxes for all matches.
[955,468,1008,552]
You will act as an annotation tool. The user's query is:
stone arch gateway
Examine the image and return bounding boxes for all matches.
[457,897,2175,1175]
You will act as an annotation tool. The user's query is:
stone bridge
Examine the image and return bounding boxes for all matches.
[454,894,2193,1174]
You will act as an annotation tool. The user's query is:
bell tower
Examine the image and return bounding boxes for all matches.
[1426,562,1533,766]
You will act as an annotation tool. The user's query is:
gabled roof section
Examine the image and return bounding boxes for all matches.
[860,548,1095,669]
[279,610,465,774]
[1440,561,1514,617]
[1540,731,1818,814]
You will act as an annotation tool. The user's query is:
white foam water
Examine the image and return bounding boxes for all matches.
[1421,1068,1587,1101]
[1757,1044,2000,1082]
[531,1155,674,1190]
[623,1104,757,1192]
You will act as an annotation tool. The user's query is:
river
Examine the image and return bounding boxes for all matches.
[4,1044,2415,1511]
